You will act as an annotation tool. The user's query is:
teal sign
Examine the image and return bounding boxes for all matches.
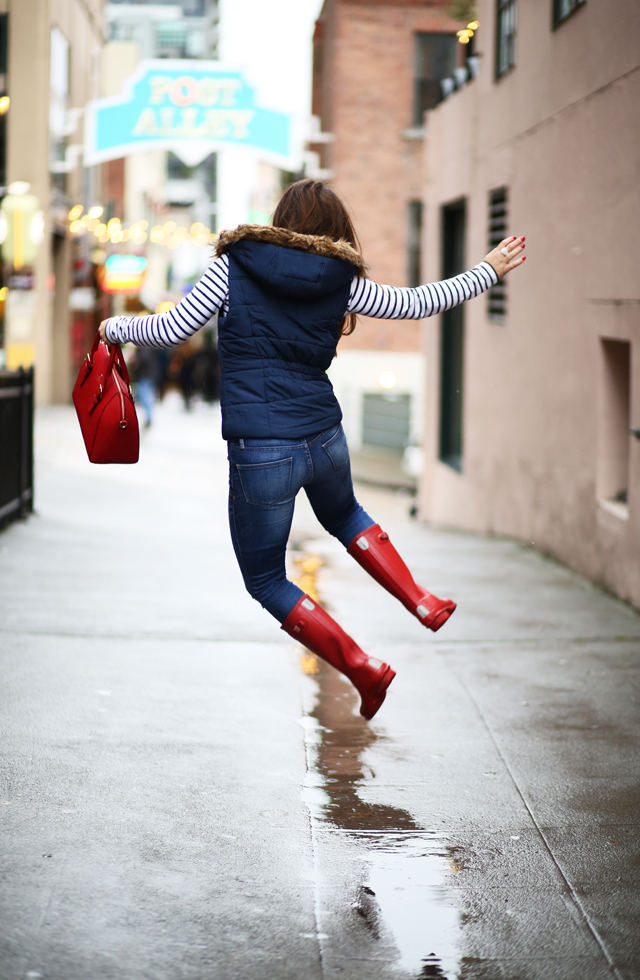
[84,60,292,166]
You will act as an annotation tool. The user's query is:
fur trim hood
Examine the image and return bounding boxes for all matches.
[214,224,367,276]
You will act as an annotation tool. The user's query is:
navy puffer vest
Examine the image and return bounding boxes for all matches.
[216,226,364,440]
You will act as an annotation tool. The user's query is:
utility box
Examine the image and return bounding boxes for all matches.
[0,366,34,530]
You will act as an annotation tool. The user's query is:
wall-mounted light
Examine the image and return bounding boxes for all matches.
[0,182,44,270]
[0,96,10,115]
[379,371,396,389]
[457,21,479,44]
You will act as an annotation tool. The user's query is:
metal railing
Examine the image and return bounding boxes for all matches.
[0,366,34,530]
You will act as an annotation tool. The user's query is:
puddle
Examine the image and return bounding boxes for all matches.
[363,832,461,978]
[293,549,461,978]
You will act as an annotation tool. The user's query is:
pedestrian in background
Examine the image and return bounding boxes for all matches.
[129,346,159,429]
[101,180,525,720]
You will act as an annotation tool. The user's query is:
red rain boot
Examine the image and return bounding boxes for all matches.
[347,524,456,632]
[281,595,395,720]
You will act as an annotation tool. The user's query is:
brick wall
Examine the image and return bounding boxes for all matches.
[312,0,461,353]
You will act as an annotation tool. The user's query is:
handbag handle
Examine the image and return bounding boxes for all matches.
[87,334,134,412]
[112,343,132,387]
[85,331,133,386]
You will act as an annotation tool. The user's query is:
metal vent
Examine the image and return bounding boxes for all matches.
[362,393,411,450]
[488,186,507,320]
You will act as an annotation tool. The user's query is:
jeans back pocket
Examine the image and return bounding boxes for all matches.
[322,426,350,470]
[236,457,293,505]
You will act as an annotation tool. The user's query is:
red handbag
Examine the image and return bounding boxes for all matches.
[72,333,139,464]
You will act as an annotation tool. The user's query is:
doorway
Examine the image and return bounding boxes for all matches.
[439,200,466,472]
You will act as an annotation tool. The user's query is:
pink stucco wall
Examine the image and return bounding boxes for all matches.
[419,0,640,606]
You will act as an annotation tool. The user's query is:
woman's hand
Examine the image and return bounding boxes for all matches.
[484,236,526,279]
[98,319,110,343]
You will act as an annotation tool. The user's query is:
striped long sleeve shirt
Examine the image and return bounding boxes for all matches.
[104,255,499,349]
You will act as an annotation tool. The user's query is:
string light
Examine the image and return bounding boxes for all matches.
[68,208,214,249]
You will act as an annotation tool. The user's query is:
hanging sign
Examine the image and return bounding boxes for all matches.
[84,60,292,168]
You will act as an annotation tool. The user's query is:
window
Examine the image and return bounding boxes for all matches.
[155,20,188,58]
[408,201,423,288]
[598,339,631,518]
[553,0,585,26]
[487,187,507,319]
[496,0,516,78]
[413,33,459,126]
[49,27,70,193]
[439,201,466,471]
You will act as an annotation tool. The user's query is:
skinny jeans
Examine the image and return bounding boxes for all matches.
[227,424,375,622]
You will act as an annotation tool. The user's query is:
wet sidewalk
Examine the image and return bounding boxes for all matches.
[1,398,639,980]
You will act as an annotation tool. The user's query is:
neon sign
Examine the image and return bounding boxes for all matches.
[103,254,147,294]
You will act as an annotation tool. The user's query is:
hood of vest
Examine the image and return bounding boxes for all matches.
[215,224,367,301]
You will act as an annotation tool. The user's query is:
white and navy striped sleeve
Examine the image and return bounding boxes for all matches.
[346,261,498,319]
[105,253,230,348]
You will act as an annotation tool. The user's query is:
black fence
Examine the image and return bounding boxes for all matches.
[0,366,34,531]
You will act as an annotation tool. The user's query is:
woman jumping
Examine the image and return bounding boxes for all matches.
[100,179,525,721]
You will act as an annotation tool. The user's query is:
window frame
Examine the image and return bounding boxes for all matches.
[495,0,517,80]
[552,0,585,29]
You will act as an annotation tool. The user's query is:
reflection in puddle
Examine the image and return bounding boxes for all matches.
[364,832,461,978]
[299,645,461,978]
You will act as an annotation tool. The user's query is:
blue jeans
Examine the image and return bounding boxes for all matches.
[227,424,375,622]
[135,378,155,427]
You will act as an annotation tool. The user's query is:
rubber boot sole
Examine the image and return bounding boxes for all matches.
[358,665,396,721]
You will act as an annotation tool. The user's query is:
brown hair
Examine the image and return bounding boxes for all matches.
[272,179,362,337]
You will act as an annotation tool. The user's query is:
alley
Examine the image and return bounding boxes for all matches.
[1,400,639,980]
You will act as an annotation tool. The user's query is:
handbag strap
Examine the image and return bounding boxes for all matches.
[89,341,122,413]
[86,329,133,393]
[112,344,132,388]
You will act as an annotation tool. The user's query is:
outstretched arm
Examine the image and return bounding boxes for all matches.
[99,253,230,347]
[348,236,525,320]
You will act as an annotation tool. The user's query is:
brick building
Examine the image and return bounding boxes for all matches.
[311,0,463,476]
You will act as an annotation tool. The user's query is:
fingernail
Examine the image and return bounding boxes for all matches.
[521,243,525,248]
[522,256,526,261]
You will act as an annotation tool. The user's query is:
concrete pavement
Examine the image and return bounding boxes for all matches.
[1,396,639,980]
